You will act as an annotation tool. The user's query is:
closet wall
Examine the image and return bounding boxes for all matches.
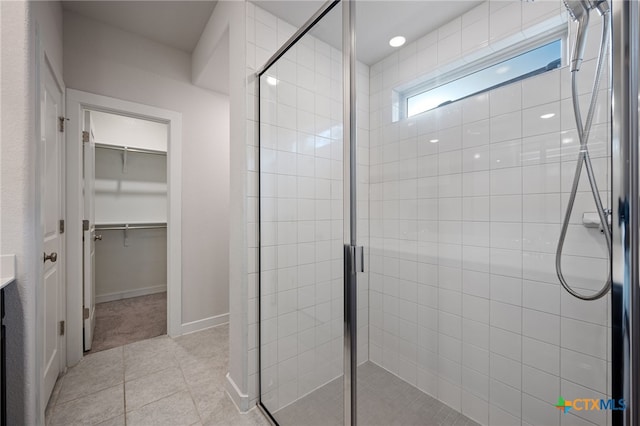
[93,112,168,303]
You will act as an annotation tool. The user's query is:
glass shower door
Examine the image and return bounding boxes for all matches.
[257,2,349,425]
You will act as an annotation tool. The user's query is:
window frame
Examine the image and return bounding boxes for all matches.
[399,26,568,120]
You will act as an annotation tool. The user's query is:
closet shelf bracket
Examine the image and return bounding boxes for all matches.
[122,146,128,174]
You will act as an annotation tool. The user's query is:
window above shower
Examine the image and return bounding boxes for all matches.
[402,36,564,119]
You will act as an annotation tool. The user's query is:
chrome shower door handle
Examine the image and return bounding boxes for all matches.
[355,246,364,272]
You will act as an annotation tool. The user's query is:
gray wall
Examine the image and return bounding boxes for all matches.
[63,10,231,325]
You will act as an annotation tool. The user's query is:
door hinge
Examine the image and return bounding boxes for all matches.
[82,131,90,143]
[59,219,65,234]
[58,117,67,132]
[83,219,89,231]
[59,320,65,336]
[83,308,90,320]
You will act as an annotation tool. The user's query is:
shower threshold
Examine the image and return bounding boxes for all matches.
[272,362,480,426]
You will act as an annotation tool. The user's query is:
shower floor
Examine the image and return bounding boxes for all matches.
[273,362,480,426]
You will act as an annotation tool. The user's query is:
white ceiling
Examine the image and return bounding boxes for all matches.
[62,1,218,53]
[252,0,483,65]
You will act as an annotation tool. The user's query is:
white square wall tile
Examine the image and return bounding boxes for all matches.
[462,390,489,426]
[522,393,560,426]
[490,168,522,196]
[463,171,491,197]
[489,404,521,426]
[463,93,490,124]
[490,111,522,143]
[561,348,608,393]
[463,119,490,148]
[490,139,522,170]
[522,193,561,223]
[490,83,522,117]
[522,70,561,109]
[490,379,521,419]
[522,364,559,404]
[461,18,489,54]
[462,294,489,324]
[462,342,490,376]
[489,300,521,334]
[462,366,489,401]
[490,274,522,306]
[522,308,560,345]
[463,246,491,273]
[463,270,490,298]
[522,279,560,315]
[463,196,490,221]
[438,353,462,385]
[523,103,561,137]
[462,222,490,248]
[463,319,489,350]
[561,317,607,360]
[490,222,522,251]
[490,248,522,278]
[522,132,561,165]
[438,32,462,65]
[490,195,522,222]
[489,1,522,42]
[490,326,521,362]
[462,145,491,173]
[438,378,462,411]
[490,353,521,389]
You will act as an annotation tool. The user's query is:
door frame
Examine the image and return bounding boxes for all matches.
[65,89,182,366]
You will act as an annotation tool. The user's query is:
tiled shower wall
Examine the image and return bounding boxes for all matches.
[367,1,611,426]
[246,3,371,413]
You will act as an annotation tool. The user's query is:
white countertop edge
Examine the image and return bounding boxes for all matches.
[0,254,16,289]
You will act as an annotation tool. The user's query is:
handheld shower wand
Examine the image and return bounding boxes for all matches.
[563,0,590,71]
[556,0,611,300]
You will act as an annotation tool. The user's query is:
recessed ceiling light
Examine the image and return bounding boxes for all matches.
[429,139,439,143]
[540,113,555,119]
[266,76,278,86]
[389,36,406,48]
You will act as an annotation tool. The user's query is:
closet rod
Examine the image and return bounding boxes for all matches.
[95,223,167,231]
[95,142,167,156]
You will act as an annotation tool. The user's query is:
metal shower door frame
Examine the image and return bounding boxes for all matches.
[256,1,359,425]
[611,0,639,425]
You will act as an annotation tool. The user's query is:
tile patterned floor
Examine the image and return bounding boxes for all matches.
[47,326,479,426]
[273,362,480,426]
[45,324,269,426]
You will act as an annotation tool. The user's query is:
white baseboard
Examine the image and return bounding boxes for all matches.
[226,372,250,412]
[180,313,229,335]
[95,285,166,304]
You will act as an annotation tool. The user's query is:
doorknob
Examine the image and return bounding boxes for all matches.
[43,252,58,263]
[94,235,102,241]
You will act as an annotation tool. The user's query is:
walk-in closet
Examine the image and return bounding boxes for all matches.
[86,110,168,353]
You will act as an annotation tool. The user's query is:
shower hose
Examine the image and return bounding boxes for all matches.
[555,13,611,300]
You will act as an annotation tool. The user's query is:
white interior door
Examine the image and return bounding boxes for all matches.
[41,61,63,402]
[83,111,96,351]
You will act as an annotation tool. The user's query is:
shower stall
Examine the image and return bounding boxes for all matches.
[255,0,638,425]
